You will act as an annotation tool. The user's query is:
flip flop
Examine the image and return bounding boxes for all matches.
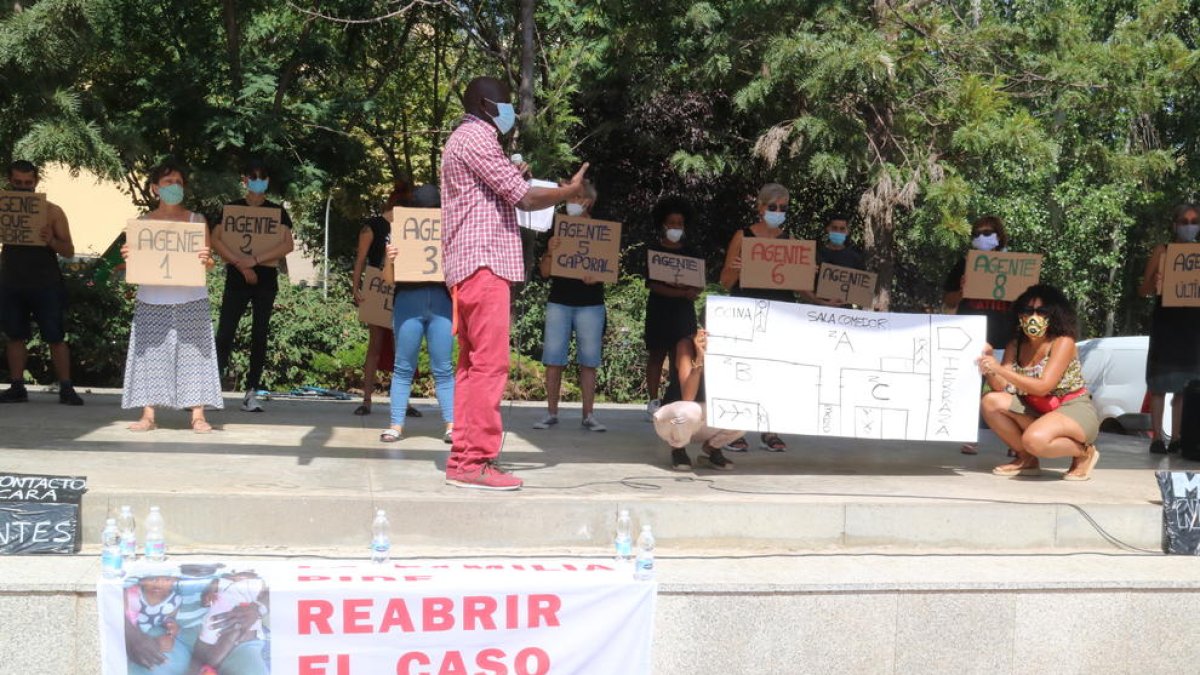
[354,404,371,416]
[191,419,213,434]
[379,428,402,443]
[960,443,978,455]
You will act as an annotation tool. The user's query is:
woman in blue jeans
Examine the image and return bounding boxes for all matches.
[380,241,455,443]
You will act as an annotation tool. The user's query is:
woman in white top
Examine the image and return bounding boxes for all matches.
[120,160,221,432]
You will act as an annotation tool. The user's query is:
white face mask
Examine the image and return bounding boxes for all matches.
[665,228,684,243]
[972,233,1000,251]
[1176,224,1200,243]
[565,203,585,217]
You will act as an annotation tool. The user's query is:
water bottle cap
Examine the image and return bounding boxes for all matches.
[510,153,523,164]
[376,509,386,516]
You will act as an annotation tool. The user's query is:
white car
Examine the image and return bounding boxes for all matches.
[1076,335,1172,437]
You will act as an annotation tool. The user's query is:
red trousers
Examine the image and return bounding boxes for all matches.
[449,268,511,471]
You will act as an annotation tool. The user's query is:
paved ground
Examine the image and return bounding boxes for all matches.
[0,386,1182,504]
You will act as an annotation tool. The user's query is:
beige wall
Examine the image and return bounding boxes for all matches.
[37,164,138,257]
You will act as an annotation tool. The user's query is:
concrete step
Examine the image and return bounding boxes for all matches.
[4,552,1200,674]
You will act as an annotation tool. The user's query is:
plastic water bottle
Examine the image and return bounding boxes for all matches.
[371,510,391,563]
[101,518,123,578]
[614,509,633,565]
[117,505,137,563]
[510,153,523,165]
[144,506,166,561]
[634,525,656,580]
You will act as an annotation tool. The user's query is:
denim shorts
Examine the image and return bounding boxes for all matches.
[541,302,605,368]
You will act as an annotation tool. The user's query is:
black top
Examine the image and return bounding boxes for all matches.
[943,255,1014,348]
[213,198,294,275]
[817,244,866,270]
[548,277,605,307]
[730,226,797,303]
[365,216,390,268]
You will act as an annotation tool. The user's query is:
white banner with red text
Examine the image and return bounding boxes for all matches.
[99,559,656,675]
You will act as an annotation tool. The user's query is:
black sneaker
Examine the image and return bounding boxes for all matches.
[0,386,28,403]
[1150,439,1168,455]
[700,445,735,471]
[59,386,84,406]
[670,448,692,471]
[1168,439,1183,455]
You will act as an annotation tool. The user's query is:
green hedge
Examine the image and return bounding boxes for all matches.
[15,268,679,404]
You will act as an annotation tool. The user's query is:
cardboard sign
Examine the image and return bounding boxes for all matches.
[739,237,817,291]
[1162,243,1200,307]
[548,215,622,283]
[124,218,208,286]
[0,190,48,246]
[357,267,395,328]
[647,249,705,288]
[816,263,877,307]
[1,472,87,555]
[391,207,444,282]
[963,251,1042,301]
[217,205,285,265]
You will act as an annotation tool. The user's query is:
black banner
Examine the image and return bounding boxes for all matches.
[0,472,87,503]
[0,472,87,554]
[0,502,81,554]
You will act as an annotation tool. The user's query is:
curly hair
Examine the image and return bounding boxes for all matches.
[1008,283,1078,344]
[972,215,1008,250]
[651,195,695,230]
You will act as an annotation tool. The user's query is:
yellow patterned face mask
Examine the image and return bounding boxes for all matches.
[1019,314,1049,338]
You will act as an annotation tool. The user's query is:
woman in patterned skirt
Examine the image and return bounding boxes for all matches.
[120,159,222,432]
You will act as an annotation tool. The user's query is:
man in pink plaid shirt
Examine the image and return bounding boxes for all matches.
[441,76,589,490]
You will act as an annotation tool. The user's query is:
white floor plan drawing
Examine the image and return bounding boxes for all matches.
[705,296,988,442]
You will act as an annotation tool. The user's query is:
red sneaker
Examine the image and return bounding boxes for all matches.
[445,462,523,491]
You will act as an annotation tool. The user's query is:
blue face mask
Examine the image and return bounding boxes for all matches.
[763,211,786,228]
[247,178,269,194]
[486,100,516,135]
[828,232,848,246]
[157,183,185,206]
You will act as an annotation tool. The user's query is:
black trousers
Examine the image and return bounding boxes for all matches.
[215,265,279,391]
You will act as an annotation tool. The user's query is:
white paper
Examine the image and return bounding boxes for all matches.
[100,558,656,675]
[515,179,557,232]
[705,296,987,442]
